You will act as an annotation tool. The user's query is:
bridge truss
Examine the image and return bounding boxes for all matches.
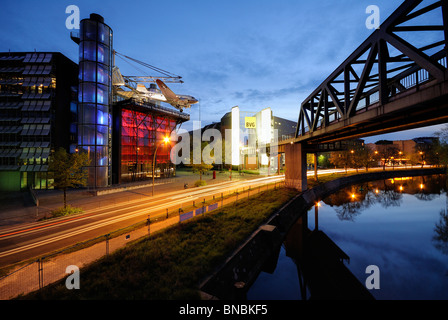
[296,0,448,143]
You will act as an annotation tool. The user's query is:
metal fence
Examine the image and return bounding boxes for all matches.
[0,179,285,300]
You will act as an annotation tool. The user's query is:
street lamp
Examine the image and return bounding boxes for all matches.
[419,151,424,168]
[152,136,170,196]
[136,147,140,180]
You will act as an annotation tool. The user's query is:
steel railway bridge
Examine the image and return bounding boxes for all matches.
[281,0,448,191]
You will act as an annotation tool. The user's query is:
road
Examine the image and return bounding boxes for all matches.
[0,174,285,268]
[0,166,409,268]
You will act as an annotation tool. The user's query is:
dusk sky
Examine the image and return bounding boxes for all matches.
[0,0,445,143]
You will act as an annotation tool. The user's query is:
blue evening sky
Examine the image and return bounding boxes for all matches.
[0,0,445,143]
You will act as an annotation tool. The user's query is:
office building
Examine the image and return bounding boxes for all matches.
[0,52,78,191]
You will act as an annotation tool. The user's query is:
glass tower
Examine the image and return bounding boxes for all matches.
[78,14,113,188]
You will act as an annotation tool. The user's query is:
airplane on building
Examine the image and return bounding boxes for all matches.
[112,51,198,111]
[113,67,197,111]
[155,79,198,111]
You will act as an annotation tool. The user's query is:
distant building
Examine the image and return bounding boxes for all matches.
[367,137,439,165]
[0,52,78,191]
[191,106,297,170]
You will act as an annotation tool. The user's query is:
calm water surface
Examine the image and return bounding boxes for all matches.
[247,175,448,300]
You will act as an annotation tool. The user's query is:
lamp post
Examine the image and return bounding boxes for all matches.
[152,136,170,197]
[136,147,140,180]
[419,151,424,168]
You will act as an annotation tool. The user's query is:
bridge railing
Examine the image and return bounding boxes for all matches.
[300,52,446,137]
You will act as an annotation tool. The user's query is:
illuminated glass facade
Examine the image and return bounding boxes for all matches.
[78,14,113,188]
[112,100,189,184]
[220,107,296,170]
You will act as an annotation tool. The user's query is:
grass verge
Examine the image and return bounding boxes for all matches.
[20,187,297,300]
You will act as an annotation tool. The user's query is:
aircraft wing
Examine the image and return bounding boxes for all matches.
[156,79,178,101]
[114,87,135,99]
[136,84,149,94]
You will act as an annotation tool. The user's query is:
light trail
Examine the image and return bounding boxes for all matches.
[0,175,285,260]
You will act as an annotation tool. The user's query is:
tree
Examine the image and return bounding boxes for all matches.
[414,137,441,167]
[375,140,399,170]
[433,209,448,255]
[187,141,213,181]
[330,150,352,173]
[317,153,331,168]
[433,140,448,168]
[434,126,448,167]
[48,148,90,209]
[191,162,213,181]
[353,145,376,172]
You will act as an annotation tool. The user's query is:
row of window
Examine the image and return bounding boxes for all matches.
[21,171,54,190]
[0,153,49,167]
[23,65,52,75]
[23,53,53,64]
[0,78,56,89]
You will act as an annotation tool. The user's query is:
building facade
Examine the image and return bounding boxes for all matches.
[72,13,190,188]
[0,52,78,191]
[206,106,297,171]
[1,14,191,192]
[77,14,113,188]
[112,99,189,184]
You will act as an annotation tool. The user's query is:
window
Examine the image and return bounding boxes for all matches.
[81,41,97,62]
[97,44,110,65]
[43,54,52,63]
[81,83,96,103]
[82,61,96,82]
[83,20,98,41]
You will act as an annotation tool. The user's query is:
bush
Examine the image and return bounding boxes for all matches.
[194,180,207,187]
[51,205,83,218]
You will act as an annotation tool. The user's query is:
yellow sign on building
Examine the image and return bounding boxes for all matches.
[245,117,256,128]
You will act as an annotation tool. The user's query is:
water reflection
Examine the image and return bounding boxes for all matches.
[434,209,448,256]
[324,175,446,222]
[281,215,374,300]
[247,175,448,300]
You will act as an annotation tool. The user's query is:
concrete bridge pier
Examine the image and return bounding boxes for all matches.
[285,143,308,191]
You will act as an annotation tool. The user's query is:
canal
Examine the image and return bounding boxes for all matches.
[247,174,448,300]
